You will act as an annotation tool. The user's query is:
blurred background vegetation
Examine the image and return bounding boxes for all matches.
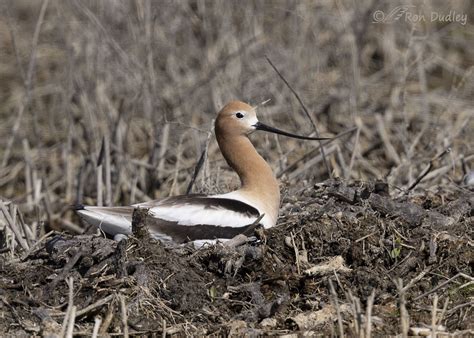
[0,0,472,233]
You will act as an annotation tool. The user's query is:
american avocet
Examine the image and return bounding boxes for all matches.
[76,101,328,244]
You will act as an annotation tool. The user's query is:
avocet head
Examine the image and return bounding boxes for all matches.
[215,100,330,141]
[215,101,258,137]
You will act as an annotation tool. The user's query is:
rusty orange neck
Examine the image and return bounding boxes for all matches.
[216,130,280,223]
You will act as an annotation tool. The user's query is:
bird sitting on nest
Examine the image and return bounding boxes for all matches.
[76,101,329,245]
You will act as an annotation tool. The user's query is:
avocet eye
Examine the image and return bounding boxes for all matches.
[236,112,244,119]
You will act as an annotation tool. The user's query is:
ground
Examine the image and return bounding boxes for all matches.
[1,180,472,336]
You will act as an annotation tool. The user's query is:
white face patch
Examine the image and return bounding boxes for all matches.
[248,116,259,129]
[234,110,258,130]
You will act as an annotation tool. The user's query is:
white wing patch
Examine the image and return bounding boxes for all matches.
[148,204,257,228]
[77,193,262,242]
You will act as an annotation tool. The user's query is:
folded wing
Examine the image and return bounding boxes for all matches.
[76,194,261,243]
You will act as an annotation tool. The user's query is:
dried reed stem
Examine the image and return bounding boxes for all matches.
[120,294,129,338]
[104,134,112,206]
[66,306,76,338]
[395,278,409,338]
[265,55,332,178]
[365,290,375,338]
[329,279,344,337]
[60,277,74,338]
[0,200,29,251]
[1,0,50,167]
[91,316,102,338]
[431,294,438,338]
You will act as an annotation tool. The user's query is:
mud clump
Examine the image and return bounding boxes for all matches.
[0,180,472,335]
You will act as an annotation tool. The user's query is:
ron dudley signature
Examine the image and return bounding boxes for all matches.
[373,5,468,26]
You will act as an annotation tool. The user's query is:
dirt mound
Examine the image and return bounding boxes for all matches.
[1,180,473,335]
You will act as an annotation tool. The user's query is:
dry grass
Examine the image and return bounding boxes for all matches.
[0,0,473,335]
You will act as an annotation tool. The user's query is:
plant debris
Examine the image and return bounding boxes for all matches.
[1,180,472,335]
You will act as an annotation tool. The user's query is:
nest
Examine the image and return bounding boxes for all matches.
[1,180,472,335]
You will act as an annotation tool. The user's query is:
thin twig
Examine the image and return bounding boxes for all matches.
[446,301,474,316]
[75,294,115,317]
[431,294,438,338]
[265,55,332,178]
[328,279,344,337]
[278,127,357,178]
[104,134,112,206]
[97,137,105,207]
[49,250,83,291]
[0,200,29,251]
[66,306,76,338]
[186,149,206,195]
[98,300,116,336]
[290,231,300,275]
[414,273,473,301]
[20,230,54,261]
[402,266,432,292]
[2,0,50,167]
[366,290,375,338]
[120,294,129,338]
[186,121,213,194]
[23,139,33,211]
[3,7,26,82]
[157,123,170,180]
[347,290,361,336]
[375,113,401,165]
[438,297,449,327]
[288,144,337,180]
[395,278,409,338]
[348,125,361,179]
[91,317,102,338]
[170,131,188,195]
[406,147,451,193]
[52,295,115,320]
[16,206,35,246]
[60,277,74,338]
